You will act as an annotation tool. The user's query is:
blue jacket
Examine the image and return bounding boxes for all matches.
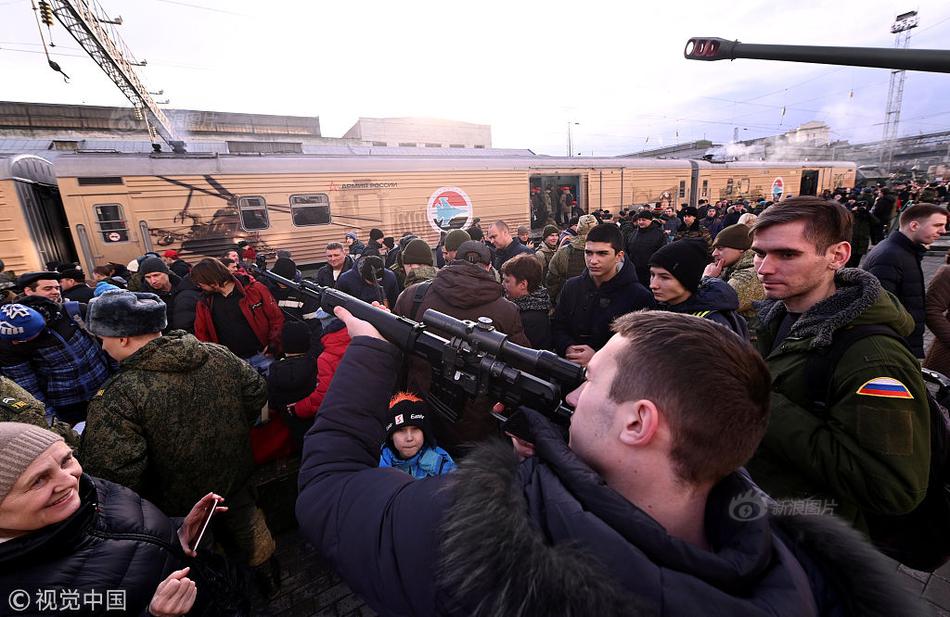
[379,443,456,479]
[296,337,921,616]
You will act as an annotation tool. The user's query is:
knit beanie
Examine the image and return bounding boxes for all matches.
[382,237,395,250]
[271,257,297,280]
[138,257,169,277]
[542,225,560,239]
[369,228,384,242]
[0,304,46,342]
[712,224,753,251]
[576,214,598,238]
[402,239,433,266]
[385,393,430,449]
[0,423,64,504]
[444,229,471,253]
[87,290,167,337]
[648,240,710,293]
[281,320,311,355]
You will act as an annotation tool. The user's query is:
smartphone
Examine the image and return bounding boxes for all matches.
[189,497,221,552]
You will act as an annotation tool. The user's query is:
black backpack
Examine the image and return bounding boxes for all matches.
[804,323,950,571]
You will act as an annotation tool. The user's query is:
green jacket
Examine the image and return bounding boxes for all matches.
[545,235,587,304]
[747,269,931,530]
[80,331,267,516]
[0,376,79,447]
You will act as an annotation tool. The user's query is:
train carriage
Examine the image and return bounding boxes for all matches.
[0,149,856,273]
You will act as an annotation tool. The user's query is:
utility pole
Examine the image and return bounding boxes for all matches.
[46,0,185,153]
[567,122,579,157]
[881,10,918,171]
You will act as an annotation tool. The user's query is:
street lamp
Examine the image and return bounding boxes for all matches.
[567,122,580,157]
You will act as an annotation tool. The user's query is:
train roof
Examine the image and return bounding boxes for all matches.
[52,153,855,178]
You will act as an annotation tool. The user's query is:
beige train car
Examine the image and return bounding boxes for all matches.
[698,161,857,203]
[1,151,856,273]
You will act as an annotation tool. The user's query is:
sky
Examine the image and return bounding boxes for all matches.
[1,0,949,155]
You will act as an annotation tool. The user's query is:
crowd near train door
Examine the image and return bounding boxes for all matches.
[529,175,582,229]
[800,170,819,196]
[12,155,79,268]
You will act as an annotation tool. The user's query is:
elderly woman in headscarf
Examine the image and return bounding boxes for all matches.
[0,422,239,616]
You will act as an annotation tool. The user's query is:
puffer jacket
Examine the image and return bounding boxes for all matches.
[80,332,266,516]
[295,336,925,617]
[747,269,931,530]
[394,261,529,454]
[0,475,239,616]
[292,319,350,418]
[862,230,927,357]
[170,274,201,333]
[656,277,749,339]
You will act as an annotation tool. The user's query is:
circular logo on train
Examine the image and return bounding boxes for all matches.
[426,186,474,233]
[771,177,785,200]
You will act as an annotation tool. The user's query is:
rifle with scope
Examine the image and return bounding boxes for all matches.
[251,257,583,428]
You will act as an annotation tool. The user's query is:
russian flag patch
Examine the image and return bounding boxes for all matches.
[856,377,914,399]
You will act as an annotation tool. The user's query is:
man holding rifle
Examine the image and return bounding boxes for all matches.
[295,303,918,616]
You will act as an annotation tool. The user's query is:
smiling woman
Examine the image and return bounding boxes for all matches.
[0,422,242,616]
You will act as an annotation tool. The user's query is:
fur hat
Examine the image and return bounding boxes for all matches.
[138,257,169,277]
[358,256,386,282]
[713,224,753,251]
[271,257,297,280]
[402,239,433,266]
[455,241,491,265]
[542,225,560,239]
[649,240,709,293]
[87,290,167,337]
[0,423,64,504]
[680,206,699,217]
[0,304,45,342]
[576,214,598,237]
[444,229,471,253]
[635,210,655,221]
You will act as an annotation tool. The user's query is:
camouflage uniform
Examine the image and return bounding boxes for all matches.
[79,331,275,566]
[721,249,765,338]
[0,376,79,446]
[404,265,438,288]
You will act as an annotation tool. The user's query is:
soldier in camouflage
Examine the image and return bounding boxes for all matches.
[702,224,765,339]
[0,375,78,446]
[78,290,279,593]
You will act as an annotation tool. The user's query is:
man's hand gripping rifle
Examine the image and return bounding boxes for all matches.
[252,257,582,430]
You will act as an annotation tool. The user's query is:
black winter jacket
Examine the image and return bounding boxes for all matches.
[551,259,654,355]
[170,274,202,333]
[862,230,927,356]
[315,256,354,289]
[492,238,534,271]
[295,337,925,617]
[0,475,238,616]
[336,266,400,308]
[656,276,749,339]
[625,221,667,286]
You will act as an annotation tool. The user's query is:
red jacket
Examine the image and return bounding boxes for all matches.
[292,325,350,418]
[194,276,284,355]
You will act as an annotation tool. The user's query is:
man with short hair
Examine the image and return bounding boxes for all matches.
[17,271,62,304]
[862,203,948,358]
[516,225,531,245]
[501,253,552,350]
[487,220,534,271]
[79,290,279,593]
[551,223,653,367]
[191,258,284,375]
[294,307,921,616]
[315,242,354,289]
[747,197,931,531]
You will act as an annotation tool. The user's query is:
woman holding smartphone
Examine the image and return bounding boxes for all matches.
[0,422,238,617]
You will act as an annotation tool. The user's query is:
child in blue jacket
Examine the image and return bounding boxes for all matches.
[379,393,456,479]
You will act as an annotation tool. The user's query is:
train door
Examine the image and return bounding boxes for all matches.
[800,170,819,196]
[528,174,581,230]
[11,156,79,268]
[75,194,145,270]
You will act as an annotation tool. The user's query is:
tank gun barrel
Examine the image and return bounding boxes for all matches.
[684,37,950,73]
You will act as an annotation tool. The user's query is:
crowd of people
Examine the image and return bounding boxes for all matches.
[0,177,949,615]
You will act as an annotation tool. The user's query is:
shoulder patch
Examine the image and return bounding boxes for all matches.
[95,389,105,398]
[856,377,914,399]
[0,396,27,409]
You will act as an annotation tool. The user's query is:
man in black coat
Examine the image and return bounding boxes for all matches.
[294,306,922,616]
[863,203,948,357]
[624,211,667,286]
[552,224,653,366]
[315,242,354,289]
[487,220,534,271]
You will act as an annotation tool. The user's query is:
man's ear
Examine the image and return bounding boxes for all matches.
[828,241,851,271]
[617,399,660,448]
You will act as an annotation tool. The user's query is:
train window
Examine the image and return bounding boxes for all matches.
[371,141,387,147]
[79,176,124,186]
[398,142,416,147]
[94,204,129,243]
[237,196,270,231]
[290,194,331,227]
[701,180,708,198]
[678,180,686,199]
